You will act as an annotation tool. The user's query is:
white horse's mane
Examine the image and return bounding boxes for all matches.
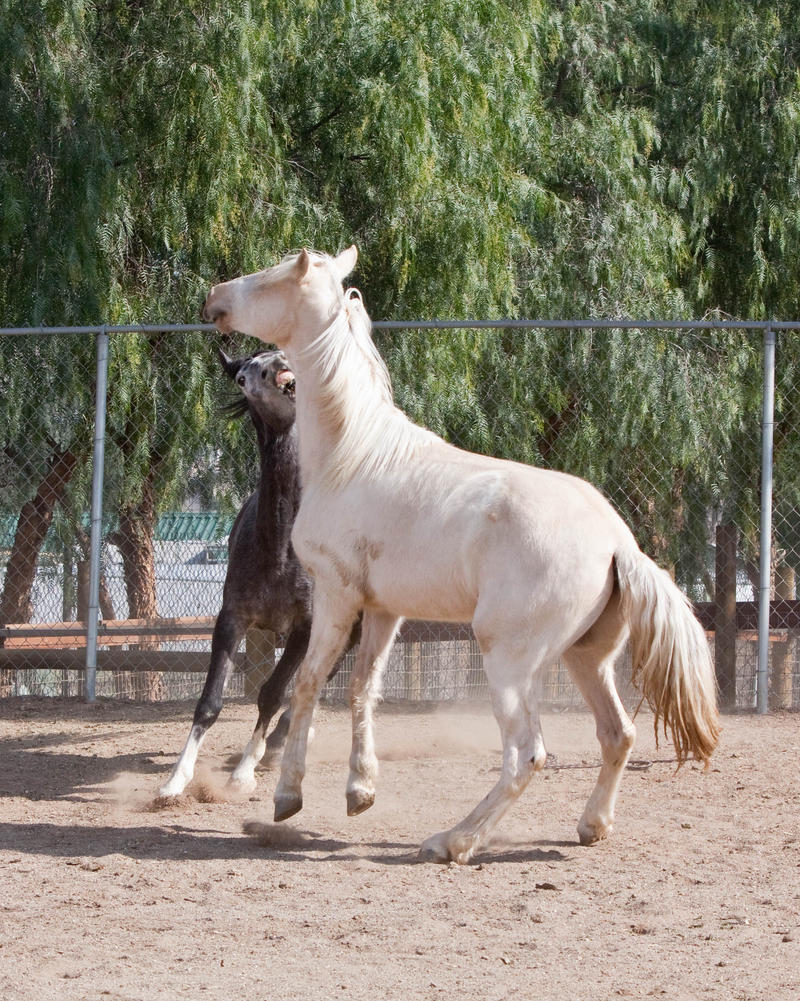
[298,281,434,490]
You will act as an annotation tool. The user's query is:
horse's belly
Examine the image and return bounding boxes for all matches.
[365,553,477,623]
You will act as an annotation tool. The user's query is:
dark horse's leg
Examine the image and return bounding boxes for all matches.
[228,622,311,790]
[159,607,245,797]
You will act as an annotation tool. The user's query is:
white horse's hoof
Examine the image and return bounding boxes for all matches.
[346,787,375,816]
[420,830,477,865]
[274,792,303,822]
[418,845,450,864]
[578,817,613,846]
[419,834,455,864]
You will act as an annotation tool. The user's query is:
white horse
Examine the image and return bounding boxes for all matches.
[203,247,720,864]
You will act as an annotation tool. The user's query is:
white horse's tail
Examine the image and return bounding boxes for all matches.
[615,548,720,765]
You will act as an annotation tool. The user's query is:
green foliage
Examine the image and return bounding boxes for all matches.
[3,0,800,588]
[5,1,800,321]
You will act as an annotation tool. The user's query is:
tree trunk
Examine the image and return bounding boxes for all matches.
[0,448,79,625]
[76,562,117,622]
[0,448,79,696]
[714,523,738,710]
[770,561,795,709]
[626,469,686,568]
[109,474,164,701]
[74,527,116,623]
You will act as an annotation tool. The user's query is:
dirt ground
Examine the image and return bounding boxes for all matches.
[0,697,798,1001]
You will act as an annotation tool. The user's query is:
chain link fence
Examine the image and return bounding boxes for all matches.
[1,320,798,710]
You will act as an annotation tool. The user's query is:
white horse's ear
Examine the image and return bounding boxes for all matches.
[332,244,358,281]
[294,249,312,281]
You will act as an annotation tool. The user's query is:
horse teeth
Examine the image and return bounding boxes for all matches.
[276,370,295,396]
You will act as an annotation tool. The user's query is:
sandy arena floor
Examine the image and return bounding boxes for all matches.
[1,698,798,1001]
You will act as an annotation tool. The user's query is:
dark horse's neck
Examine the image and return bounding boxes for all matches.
[253,418,301,560]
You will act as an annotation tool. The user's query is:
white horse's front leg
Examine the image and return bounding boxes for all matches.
[273,600,358,822]
[346,611,401,816]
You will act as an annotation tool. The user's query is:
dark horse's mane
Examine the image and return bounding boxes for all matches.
[219,395,250,420]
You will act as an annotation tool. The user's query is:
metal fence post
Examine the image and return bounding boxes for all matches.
[756,323,776,714]
[85,326,109,703]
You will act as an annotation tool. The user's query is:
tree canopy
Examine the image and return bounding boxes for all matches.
[2,0,800,614]
[4,1,800,320]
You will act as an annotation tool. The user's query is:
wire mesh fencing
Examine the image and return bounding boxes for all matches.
[1,320,798,710]
[767,331,800,709]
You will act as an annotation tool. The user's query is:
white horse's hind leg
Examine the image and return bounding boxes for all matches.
[346,611,401,816]
[420,651,546,864]
[273,596,359,822]
[562,589,635,845]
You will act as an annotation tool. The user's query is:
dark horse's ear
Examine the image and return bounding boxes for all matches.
[218,347,244,381]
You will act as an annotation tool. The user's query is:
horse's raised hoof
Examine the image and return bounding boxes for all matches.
[273,793,303,823]
[346,788,375,816]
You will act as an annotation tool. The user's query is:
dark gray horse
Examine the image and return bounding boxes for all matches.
[160,348,353,797]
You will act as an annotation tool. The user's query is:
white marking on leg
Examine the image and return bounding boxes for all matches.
[228,728,268,793]
[159,727,206,797]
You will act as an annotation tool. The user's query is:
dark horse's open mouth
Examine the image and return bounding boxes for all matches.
[276,368,296,400]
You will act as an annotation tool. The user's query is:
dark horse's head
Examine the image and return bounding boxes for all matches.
[218,347,296,433]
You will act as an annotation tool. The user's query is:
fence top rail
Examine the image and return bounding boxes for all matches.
[0,323,218,336]
[3,318,800,337]
[373,318,800,331]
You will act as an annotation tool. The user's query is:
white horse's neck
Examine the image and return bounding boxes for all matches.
[286,300,431,491]
[288,307,352,484]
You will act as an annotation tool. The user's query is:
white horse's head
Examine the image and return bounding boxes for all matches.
[203,246,358,349]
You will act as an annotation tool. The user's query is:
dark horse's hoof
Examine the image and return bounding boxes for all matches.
[273,793,303,822]
[346,788,375,816]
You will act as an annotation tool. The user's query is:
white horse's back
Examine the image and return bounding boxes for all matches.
[296,442,630,639]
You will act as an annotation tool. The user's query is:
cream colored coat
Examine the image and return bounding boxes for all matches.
[203,247,719,864]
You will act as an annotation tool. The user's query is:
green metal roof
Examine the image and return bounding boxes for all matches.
[155,512,235,542]
[1,511,236,551]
